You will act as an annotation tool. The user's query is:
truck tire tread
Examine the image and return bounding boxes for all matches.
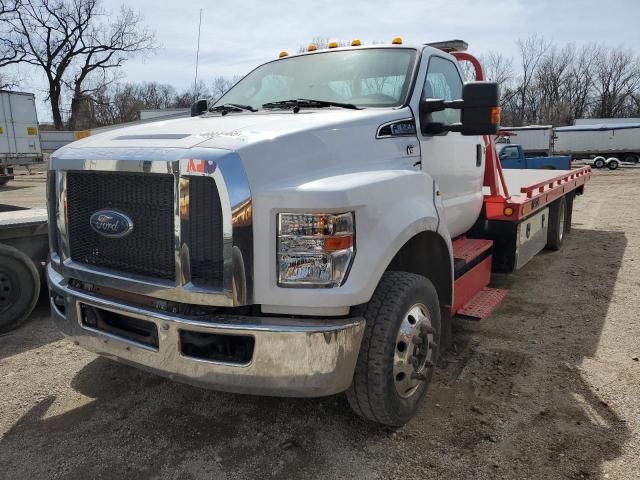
[346,271,440,426]
[546,196,567,251]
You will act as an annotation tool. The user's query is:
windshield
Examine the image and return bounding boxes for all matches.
[214,48,417,109]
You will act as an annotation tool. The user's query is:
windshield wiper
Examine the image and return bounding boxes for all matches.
[262,98,362,111]
[210,103,257,115]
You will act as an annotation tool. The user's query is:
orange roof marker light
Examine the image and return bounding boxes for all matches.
[328,41,338,49]
[391,37,403,45]
[351,39,362,46]
[279,51,288,58]
[307,44,317,52]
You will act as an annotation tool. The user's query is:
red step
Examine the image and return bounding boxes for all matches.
[456,287,507,320]
[452,237,493,263]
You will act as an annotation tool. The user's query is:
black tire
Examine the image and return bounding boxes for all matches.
[0,244,40,334]
[622,153,639,164]
[593,157,605,169]
[346,271,441,426]
[608,160,619,170]
[0,177,11,187]
[546,196,567,251]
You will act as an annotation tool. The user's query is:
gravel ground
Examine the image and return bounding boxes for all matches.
[1,168,639,479]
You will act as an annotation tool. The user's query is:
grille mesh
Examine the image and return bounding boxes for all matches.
[67,171,176,281]
[186,176,223,288]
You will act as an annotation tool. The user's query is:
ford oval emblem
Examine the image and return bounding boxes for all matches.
[89,209,134,238]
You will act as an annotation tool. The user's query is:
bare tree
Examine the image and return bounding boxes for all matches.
[172,80,210,108]
[0,1,24,67]
[533,44,573,125]
[591,47,640,118]
[210,75,242,101]
[66,5,155,129]
[564,44,597,122]
[1,0,156,129]
[512,35,550,125]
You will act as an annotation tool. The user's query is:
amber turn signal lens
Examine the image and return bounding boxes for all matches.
[279,51,288,58]
[490,106,501,125]
[324,235,353,252]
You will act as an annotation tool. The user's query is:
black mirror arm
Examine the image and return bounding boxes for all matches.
[421,98,464,114]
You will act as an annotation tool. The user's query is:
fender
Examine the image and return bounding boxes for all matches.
[252,168,454,312]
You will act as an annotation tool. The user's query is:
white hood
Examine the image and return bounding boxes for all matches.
[67,109,408,152]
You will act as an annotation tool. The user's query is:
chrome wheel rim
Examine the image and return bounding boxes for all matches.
[393,303,436,398]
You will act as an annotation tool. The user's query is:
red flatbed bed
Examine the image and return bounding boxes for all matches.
[484,166,591,221]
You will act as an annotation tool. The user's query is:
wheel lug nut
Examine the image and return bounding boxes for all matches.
[420,325,434,335]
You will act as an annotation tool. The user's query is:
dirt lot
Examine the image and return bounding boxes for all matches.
[1,168,639,479]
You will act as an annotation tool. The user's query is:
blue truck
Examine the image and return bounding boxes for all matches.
[498,144,571,170]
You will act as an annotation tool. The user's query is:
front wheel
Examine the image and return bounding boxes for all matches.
[346,271,441,426]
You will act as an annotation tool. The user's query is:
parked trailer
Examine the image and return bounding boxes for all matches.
[0,206,48,333]
[0,91,43,185]
[497,125,553,156]
[554,123,640,164]
[46,42,590,426]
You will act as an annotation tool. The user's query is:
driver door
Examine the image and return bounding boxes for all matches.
[412,52,484,239]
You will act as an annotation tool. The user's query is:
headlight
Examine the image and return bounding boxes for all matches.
[277,212,355,287]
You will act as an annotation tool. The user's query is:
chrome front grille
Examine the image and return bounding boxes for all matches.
[66,171,176,281]
[183,175,224,288]
[49,150,253,307]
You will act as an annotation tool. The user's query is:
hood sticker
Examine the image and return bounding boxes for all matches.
[187,159,217,174]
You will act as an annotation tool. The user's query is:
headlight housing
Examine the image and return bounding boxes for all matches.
[277,212,355,287]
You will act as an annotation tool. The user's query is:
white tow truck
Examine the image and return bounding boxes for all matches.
[46,39,590,426]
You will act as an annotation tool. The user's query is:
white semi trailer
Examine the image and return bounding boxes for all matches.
[0,90,43,185]
[553,123,640,164]
[497,125,554,156]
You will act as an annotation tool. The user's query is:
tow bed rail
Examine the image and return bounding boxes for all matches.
[484,165,591,221]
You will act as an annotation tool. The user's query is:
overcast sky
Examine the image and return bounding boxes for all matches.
[12,0,640,121]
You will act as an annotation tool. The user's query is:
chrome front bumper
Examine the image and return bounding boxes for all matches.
[48,266,365,397]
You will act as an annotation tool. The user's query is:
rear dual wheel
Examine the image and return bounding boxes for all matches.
[546,196,570,251]
[346,271,441,426]
[607,158,620,170]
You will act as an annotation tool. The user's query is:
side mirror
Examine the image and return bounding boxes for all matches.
[191,99,208,117]
[459,82,500,135]
[420,81,500,136]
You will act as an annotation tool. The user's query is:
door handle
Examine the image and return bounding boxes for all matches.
[476,144,482,167]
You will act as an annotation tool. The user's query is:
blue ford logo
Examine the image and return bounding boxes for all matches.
[89,209,134,238]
